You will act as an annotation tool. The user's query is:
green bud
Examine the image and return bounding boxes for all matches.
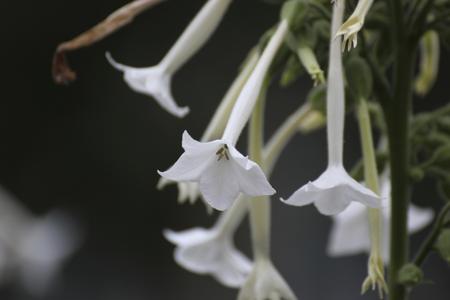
[436,229,450,263]
[345,56,373,100]
[409,168,425,182]
[398,264,423,287]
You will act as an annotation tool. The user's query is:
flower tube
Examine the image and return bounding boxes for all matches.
[107,0,234,117]
[282,0,380,215]
[159,20,290,211]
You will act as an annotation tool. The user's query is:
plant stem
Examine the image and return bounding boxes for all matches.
[386,32,417,300]
[413,202,450,266]
[248,88,270,260]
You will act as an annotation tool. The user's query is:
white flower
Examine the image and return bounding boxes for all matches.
[336,0,374,51]
[282,0,380,215]
[327,172,434,262]
[0,186,82,295]
[164,197,251,287]
[160,20,288,210]
[237,258,297,300]
[284,165,380,215]
[158,131,275,211]
[107,0,234,117]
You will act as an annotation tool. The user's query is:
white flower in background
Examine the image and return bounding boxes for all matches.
[327,172,434,262]
[238,258,297,300]
[164,197,251,287]
[336,0,374,51]
[107,0,234,117]
[0,186,82,295]
[282,0,380,215]
[159,20,289,211]
[156,50,260,206]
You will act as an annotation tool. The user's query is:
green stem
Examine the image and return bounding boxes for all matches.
[386,38,417,300]
[413,202,450,266]
[248,87,270,260]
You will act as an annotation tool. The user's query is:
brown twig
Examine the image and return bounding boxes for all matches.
[52,0,163,85]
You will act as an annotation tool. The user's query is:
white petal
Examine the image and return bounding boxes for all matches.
[327,202,370,256]
[229,147,276,197]
[158,131,219,182]
[283,165,380,215]
[199,157,241,211]
[407,205,434,233]
[238,259,297,300]
[164,228,252,288]
[106,53,189,118]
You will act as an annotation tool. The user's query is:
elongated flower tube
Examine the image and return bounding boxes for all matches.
[159,20,290,210]
[327,171,434,262]
[282,0,380,215]
[415,30,440,97]
[164,196,252,287]
[336,0,374,51]
[157,50,260,205]
[107,0,234,117]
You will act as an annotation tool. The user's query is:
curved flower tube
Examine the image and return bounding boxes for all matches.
[107,0,234,117]
[336,0,374,51]
[159,20,289,210]
[414,30,440,96]
[282,0,380,215]
[327,171,434,262]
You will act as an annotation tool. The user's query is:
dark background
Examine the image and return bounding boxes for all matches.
[1,0,449,299]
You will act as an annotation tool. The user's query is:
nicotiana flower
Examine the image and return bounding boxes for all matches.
[164,196,251,287]
[159,20,289,210]
[336,0,374,51]
[0,186,82,295]
[156,50,260,206]
[415,30,440,96]
[107,0,234,117]
[238,258,297,300]
[327,171,434,262]
[282,0,380,215]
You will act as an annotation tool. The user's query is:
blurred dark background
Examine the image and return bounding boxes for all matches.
[0,0,449,299]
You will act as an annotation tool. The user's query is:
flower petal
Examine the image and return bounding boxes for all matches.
[158,131,219,182]
[106,52,189,118]
[229,147,276,197]
[408,205,434,233]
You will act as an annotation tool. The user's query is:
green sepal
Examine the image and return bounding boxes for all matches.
[345,56,373,101]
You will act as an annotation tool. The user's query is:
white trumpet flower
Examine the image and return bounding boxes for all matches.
[327,171,434,262]
[238,258,297,300]
[156,50,260,205]
[336,0,374,51]
[282,0,380,215]
[107,0,234,117]
[159,20,289,210]
[164,196,251,287]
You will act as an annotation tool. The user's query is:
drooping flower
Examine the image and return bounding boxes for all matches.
[107,0,234,117]
[327,171,434,262]
[282,0,380,215]
[336,0,374,51]
[159,131,275,211]
[237,258,297,300]
[160,20,289,210]
[156,50,260,206]
[164,196,251,287]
